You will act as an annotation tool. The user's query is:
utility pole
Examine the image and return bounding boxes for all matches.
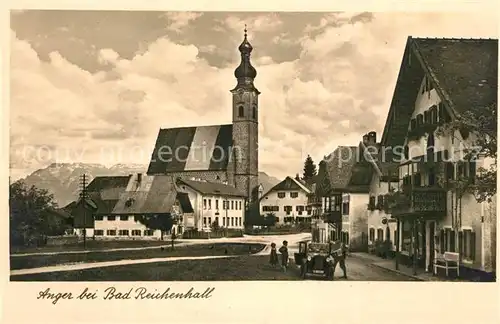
[79,173,88,249]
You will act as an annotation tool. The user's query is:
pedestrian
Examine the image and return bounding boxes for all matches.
[332,241,348,279]
[269,242,278,267]
[278,240,289,272]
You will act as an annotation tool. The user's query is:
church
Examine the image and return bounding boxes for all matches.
[146,27,260,205]
[68,29,262,238]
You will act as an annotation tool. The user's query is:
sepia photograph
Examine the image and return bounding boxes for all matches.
[8,10,497,284]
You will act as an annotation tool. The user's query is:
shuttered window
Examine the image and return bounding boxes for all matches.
[439,229,445,254]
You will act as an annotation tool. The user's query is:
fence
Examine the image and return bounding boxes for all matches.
[182,229,244,239]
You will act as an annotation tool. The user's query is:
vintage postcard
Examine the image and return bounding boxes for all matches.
[3,2,499,323]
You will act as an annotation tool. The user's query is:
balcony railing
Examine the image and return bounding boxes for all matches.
[307,196,322,206]
[387,187,446,218]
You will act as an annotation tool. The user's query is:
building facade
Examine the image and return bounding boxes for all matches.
[177,178,246,230]
[313,138,376,251]
[380,37,497,278]
[259,176,312,224]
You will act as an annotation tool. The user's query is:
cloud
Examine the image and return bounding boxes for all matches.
[223,14,283,34]
[162,12,203,32]
[10,12,498,181]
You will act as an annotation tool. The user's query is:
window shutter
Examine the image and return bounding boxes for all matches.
[450,230,456,252]
[441,229,446,253]
[458,231,463,256]
[424,110,430,124]
[471,232,476,261]
[410,119,416,131]
[469,161,476,184]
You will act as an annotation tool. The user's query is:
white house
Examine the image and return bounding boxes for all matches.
[71,174,194,239]
[259,176,312,224]
[379,37,497,278]
[177,178,247,231]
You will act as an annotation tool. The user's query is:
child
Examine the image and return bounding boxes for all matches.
[269,242,278,267]
[278,240,289,272]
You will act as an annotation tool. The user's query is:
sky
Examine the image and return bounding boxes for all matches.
[9,10,498,180]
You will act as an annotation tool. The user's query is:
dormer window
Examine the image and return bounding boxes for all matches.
[238,106,244,117]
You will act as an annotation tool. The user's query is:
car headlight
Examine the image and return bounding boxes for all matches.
[307,256,312,261]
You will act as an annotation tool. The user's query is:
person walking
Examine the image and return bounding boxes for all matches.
[332,241,348,279]
[269,242,278,268]
[278,240,289,272]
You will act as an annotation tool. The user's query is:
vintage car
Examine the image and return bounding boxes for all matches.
[294,240,343,279]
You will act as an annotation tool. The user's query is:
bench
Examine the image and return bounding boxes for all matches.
[433,252,460,277]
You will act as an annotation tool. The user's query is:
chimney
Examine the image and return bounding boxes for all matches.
[368,131,377,145]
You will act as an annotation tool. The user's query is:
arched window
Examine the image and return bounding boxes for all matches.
[238,106,244,117]
[252,105,256,119]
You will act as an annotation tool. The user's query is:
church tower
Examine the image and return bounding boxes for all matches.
[231,26,260,206]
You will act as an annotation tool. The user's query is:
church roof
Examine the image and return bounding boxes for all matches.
[112,175,193,214]
[178,179,246,198]
[147,124,233,174]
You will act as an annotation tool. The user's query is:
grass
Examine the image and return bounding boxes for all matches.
[10,239,184,254]
[10,243,266,270]
[11,255,301,281]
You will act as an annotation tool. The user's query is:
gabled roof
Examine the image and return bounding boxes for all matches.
[178,179,246,198]
[261,176,312,199]
[147,124,233,174]
[112,175,193,214]
[86,176,131,193]
[315,146,372,195]
[414,38,497,115]
[381,37,498,147]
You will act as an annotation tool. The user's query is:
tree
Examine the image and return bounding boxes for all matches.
[436,102,497,203]
[135,214,174,241]
[264,212,277,227]
[302,155,317,185]
[9,181,61,246]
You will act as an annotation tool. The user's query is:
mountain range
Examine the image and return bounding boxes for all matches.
[13,163,281,207]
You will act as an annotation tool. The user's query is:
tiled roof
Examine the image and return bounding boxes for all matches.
[316,146,372,195]
[381,37,498,147]
[86,176,131,193]
[178,179,246,198]
[147,124,233,174]
[261,176,311,199]
[112,175,186,214]
[413,38,498,114]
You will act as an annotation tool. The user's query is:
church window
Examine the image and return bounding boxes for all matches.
[252,105,257,119]
[238,106,244,117]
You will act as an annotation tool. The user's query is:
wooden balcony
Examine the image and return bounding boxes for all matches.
[323,210,342,223]
[388,187,447,219]
[307,196,322,206]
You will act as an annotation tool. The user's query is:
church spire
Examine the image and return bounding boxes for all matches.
[233,25,258,92]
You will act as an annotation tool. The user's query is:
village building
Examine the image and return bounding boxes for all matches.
[70,175,194,239]
[177,178,246,230]
[312,133,376,251]
[380,37,497,279]
[259,176,313,224]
